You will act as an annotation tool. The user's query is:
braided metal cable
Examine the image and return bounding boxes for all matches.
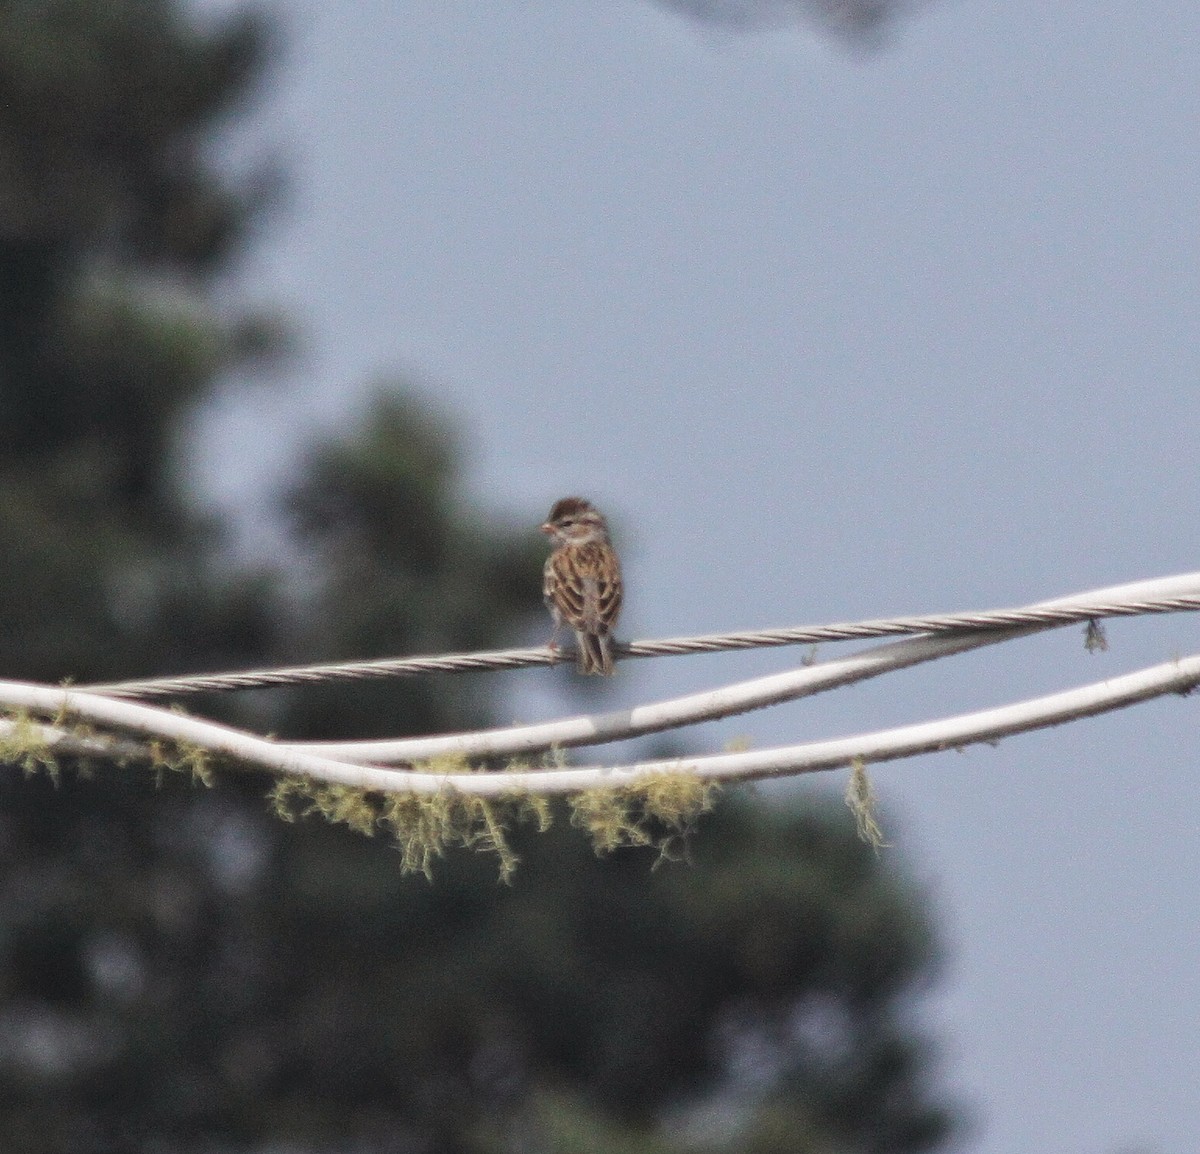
[79,590,1200,700]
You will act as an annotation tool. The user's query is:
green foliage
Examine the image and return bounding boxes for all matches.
[0,2,958,1150]
[0,0,281,685]
[0,772,955,1153]
[281,390,546,739]
[490,1088,683,1154]
[649,0,918,45]
[0,0,272,271]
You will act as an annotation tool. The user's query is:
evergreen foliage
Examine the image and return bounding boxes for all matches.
[0,3,958,1150]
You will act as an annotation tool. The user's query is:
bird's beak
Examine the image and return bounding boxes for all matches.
[539,522,554,536]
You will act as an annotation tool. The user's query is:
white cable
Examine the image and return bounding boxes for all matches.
[2,654,1197,796]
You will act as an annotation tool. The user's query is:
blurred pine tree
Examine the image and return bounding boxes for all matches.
[0,4,957,1152]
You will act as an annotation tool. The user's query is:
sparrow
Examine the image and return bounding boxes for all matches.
[540,497,623,675]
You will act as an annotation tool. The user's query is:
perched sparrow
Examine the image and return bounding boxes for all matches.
[540,497,623,675]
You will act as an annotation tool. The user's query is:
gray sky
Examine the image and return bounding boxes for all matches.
[198,2,1200,1150]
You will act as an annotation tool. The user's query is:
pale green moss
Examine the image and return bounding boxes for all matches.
[569,771,719,866]
[1,705,221,790]
[268,754,550,883]
[267,757,718,880]
[146,737,215,788]
[845,757,888,851]
[0,709,61,785]
[3,713,725,879]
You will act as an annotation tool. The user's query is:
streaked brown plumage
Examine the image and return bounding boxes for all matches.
[540,497,622,675]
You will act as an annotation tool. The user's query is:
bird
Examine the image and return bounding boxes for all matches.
[540,497,623,675]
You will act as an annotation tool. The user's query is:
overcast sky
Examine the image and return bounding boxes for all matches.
[196,2,1200,1150]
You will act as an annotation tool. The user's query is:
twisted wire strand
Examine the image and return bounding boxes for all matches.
[80,591,1200,700]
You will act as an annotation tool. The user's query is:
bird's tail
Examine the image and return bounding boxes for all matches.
[577,631,614,676]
